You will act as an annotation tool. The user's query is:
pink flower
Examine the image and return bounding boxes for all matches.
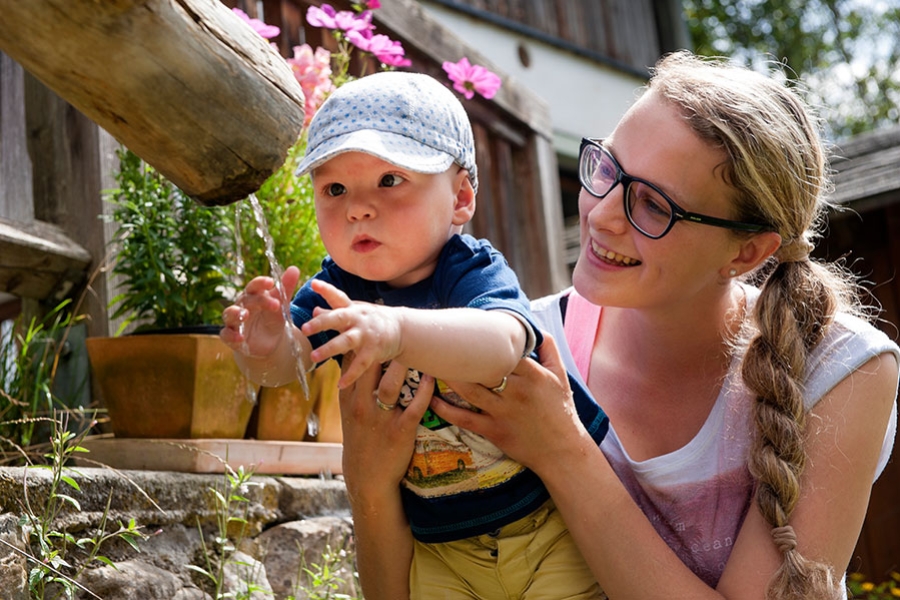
[442,57,502,100]
[232,8,280,40]
[307,4,373,37]
[346,31,412,67]
[286,44,336,126]
[353,0,381,9]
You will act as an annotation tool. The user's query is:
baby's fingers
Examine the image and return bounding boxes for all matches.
[311,278,352,309]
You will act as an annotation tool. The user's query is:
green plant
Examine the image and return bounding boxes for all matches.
[105,148,237,334]
[289,542,361,600]
[5,411,148,599]
[0,299,90,452]
[848,571,900,599]
[188,463,262,599]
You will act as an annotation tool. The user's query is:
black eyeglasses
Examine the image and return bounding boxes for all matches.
[578,138,770,239]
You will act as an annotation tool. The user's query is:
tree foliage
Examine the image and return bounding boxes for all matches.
[683,0,900,140]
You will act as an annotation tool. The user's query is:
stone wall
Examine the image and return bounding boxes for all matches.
[0,467,357,599]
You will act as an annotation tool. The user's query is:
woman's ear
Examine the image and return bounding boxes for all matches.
[451,168,476,226]
[722,231,782,278]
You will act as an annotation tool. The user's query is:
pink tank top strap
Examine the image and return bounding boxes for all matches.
[562,289,602,383]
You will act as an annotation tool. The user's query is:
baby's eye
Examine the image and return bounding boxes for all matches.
[326,183,346,197]
[379,174,405,188]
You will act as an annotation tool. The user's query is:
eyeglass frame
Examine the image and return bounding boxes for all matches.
[578,138,771,239]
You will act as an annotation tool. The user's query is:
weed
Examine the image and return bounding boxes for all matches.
[5,412,149,599]
[187,463,263,598]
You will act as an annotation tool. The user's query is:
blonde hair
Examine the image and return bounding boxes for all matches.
[648,51,862,599]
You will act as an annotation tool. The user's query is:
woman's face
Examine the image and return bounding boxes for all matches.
[572,91,747,311]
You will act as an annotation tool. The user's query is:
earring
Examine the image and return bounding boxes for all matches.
[729,268,738,277]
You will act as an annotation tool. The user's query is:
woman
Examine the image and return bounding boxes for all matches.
[339,51,899,599]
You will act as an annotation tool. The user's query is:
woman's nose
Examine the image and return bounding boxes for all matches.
[582,185,628,233]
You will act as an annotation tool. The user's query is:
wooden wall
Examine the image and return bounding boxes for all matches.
[422,0,676,72]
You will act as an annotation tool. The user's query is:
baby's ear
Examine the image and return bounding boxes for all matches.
[452,168,476,226]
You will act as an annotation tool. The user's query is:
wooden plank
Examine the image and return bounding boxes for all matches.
[78,438,343,475]
[832,146,900,205]
[0,216,91,300]
[0,0,305,206]
[531,133,569,294]
[0,52,34,222]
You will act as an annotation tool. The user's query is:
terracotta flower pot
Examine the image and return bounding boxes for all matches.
[86,333,257,439]
[255,359,342,443]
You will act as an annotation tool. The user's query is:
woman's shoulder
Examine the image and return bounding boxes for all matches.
[809,311,900,388]
[743,283,900,402]
[530,287,573,314]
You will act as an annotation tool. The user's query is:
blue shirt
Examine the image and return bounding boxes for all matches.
[291,234,607,542]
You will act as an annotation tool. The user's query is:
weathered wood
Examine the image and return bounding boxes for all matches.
[0,53,34,223]
[0,0,305,206]
[0,216,91,300]
[831,126,900,205]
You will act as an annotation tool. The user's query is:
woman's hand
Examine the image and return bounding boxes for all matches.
[339,356,433,497]
[436,334,589,474]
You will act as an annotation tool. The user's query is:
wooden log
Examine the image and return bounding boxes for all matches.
[0,0,305,206]
[0,217,91,301]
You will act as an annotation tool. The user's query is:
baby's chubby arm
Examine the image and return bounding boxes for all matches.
[220,266,312,387]
[303,279,528,390]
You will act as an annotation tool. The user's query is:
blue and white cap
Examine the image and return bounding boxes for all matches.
[295,71,478,193]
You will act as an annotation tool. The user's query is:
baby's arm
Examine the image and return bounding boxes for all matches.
[220,266,313,387]
[303,279,527,389]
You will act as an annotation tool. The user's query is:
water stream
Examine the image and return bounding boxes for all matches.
[235,195,316,436]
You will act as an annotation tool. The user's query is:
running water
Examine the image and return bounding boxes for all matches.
[236,195,312,401]
[232,206,258,405]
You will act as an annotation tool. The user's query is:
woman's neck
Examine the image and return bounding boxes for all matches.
[588,283,747,460]
[599,282,745,374]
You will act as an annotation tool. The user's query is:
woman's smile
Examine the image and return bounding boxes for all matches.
[589,239,640,266]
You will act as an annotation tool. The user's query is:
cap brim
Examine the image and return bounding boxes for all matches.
[295,129,456,178]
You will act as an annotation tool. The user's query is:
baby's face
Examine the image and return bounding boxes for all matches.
[312,152,473,288]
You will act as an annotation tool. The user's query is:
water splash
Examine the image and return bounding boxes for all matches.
[242,194,311,400]
[232,204,258,407]
[232,204,252,357]
[306,411,319,438]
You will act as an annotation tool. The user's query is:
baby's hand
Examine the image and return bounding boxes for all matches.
[302,279,402,388]
[221,266,301,358]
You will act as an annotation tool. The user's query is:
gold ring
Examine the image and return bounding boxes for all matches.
[374,392,397,412]
[490,376,508,394]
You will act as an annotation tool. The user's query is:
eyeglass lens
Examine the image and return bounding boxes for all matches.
[580,143,674,238]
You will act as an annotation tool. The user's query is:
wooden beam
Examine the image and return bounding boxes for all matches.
[0,217,91,301]
[0,0,305,206]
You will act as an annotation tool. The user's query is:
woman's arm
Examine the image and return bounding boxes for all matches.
[339,357,434,600]
[439,337,898,599]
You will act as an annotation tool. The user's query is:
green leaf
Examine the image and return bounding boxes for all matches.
[60,475,81,491]
[56,493,81,511]
[94,555,116,568]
